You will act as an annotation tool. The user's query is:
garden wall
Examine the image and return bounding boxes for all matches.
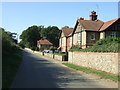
[34,51,65,61]
[54,55,63,61]
[34,51,43,55]
[44,53,53,58]
[68,52,120,75]
[25,48,67,61]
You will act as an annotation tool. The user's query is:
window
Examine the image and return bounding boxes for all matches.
[110,32,116,37]
[91,33,95,40]
[70,37,72,44]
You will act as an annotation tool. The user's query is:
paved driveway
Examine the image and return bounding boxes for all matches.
[11,50,118,88]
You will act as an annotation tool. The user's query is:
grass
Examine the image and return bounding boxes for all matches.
[2,48,22,88]
[62,63,120,81]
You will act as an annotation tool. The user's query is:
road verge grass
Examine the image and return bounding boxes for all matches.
[2,47,22,88]
[62,63,120,81]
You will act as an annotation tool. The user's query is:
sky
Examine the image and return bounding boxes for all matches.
[1,2,119,42]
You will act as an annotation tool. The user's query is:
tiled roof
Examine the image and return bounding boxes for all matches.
[100,17,120,31]
[61,28,74,37]
[78,19,104,31]
[76,17,120,32]
[37,40,53,45]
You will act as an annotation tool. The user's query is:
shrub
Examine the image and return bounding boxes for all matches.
[69,45,81,52]
[80,37,120,53]
[35,47,39,51]
[18,41,25,49]
[49,46,57,50]
[70,37,120,53]
[95,37,120,45]
[1,28,22,88]
[30,46,36,51]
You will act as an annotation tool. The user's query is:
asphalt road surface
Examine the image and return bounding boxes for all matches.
[11,50,118,88]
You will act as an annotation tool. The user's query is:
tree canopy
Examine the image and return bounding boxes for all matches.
[61,26,69,29]
[20,25,61,48]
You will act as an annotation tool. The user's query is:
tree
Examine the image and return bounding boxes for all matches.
[61,26,69,29]
[49,46,57,53]
[1,28,17,55]
[20,25,40,48]
[20,25,61,48]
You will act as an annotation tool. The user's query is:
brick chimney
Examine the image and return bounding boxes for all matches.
[90,11,98,21]
[79,17,84,20]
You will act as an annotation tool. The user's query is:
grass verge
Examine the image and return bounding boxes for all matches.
[2,48,22,88]
[62,63,120,81]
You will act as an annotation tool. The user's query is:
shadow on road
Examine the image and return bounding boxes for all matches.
[10,50,118,89]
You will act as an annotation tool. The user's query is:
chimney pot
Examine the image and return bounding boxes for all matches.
[90,11,98,21]
[79,17,84,20]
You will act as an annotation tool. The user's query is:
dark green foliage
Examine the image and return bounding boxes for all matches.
[20,25,40,48]
[2,47,22,88]
[49,46,57,50]
[18,41,25,49]
[48,46,57,53]
[69,37,120,52]
[95,36,120,45]
[1,28,22,88]
[40,26,61,47]
[30,46,36,51]
[69,45,81,52]
[62,26,69,29]
[20,25,61,48]
[2,28,15,55]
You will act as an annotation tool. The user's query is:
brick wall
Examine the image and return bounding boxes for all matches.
[68,52,119,75]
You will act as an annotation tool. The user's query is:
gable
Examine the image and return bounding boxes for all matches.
[72,19,104,36]
[61,28,74,37]
[75,23,85,33]
[61,31,65,37]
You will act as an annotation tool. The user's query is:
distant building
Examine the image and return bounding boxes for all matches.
[59,11,120,52]
[37,39,53,51]
[59,28,74,52]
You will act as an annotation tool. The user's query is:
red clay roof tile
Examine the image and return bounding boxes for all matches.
[78,19,104,31]
[37,40,53,45]
[61,28,74,37]
[100,17,120,31]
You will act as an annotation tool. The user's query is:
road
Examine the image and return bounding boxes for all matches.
[11,50,118,88]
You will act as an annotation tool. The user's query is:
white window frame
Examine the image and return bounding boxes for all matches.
[70,37,72,44]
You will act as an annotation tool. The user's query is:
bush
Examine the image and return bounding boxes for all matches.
[79,37,120,53]
[48,46,57,50]
[95,37,120,45]
[30,46,36,51]
[1,29,22,88]
[18,42,25,49]
[69,45,81,52]
[35,47,39,51]
[69,37,120,53]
